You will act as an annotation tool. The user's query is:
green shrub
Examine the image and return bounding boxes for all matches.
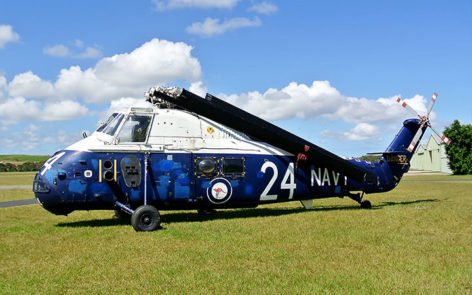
[444,120,472,174]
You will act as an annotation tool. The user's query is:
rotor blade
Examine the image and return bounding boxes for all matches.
[428,124,451,145]
[397,97,422,119]
[147,87,376,183]
[426,92,438,117]
[407,123,426,153]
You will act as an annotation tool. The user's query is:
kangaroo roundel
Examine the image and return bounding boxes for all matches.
[207,178,233,204]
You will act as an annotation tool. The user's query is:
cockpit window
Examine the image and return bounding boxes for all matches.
[117,114,153,143]
[103,114,124,136]
[96,113,118,132]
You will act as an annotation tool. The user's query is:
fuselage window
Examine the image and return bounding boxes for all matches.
[103,114,124,136]
[96,113,118,132]
[196,157,218,176]
[222,158,245,175]
[117,114,153,143]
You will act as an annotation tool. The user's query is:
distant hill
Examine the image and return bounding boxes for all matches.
[0,155,50,172]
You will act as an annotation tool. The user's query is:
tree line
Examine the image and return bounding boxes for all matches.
[0,162,45,172]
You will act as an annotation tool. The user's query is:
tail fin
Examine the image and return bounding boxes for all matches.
[383,118,426,179]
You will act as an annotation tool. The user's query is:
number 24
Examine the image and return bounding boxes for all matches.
[260,161,296,201]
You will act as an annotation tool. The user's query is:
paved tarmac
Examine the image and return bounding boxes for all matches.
[0,198,37,208]
[0,185,31,189]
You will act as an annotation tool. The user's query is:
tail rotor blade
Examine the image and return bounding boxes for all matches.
[429,124,451,145]
[426,92,438,117]
[407,123,425,152]
[397,97,422,118]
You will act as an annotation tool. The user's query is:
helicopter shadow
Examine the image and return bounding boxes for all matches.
[55,198,438,229]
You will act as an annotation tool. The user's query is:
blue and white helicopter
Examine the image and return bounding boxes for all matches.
[33,87,450,231]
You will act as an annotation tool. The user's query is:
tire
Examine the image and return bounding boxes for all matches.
[131,205,161,231]
[360,200,372,209]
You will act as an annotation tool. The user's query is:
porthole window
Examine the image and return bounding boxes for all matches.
[196,158,217,175]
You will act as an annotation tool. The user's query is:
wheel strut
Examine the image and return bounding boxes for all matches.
[347,192,372,209]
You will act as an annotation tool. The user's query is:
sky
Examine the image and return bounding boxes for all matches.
[0,0,471,157]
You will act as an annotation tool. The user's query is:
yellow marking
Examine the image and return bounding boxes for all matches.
[207,126,215,134]
[114,159,117,181]
[99,159,102,182]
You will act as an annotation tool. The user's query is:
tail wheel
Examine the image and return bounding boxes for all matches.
[131,205,161,231]
[360,200,372,209]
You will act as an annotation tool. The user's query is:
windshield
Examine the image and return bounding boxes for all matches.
[96,113,118,132]
[103,114,124,136]
[117,114,153,143]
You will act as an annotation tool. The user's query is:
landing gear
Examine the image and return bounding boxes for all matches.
[347,192,372,209]
[114,208,130,219]
[360,200,372,209]
[131,205,161,231]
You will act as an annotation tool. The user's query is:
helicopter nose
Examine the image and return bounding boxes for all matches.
[33,167,73,216]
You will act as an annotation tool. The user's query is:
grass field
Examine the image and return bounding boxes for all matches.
[0,173,471,294]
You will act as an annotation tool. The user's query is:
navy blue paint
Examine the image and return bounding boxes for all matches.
[33,119,422,215]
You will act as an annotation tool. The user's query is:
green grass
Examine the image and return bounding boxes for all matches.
[0,172,35,201]
[0,189,34,202]
[0,155,49,163]
[0,172,36,186]
[0,175,471,294]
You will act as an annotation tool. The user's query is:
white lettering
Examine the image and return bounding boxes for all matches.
[322,168,331,186]
[332,171,340,186]
[281,163,296,199]
[311,167,322,186]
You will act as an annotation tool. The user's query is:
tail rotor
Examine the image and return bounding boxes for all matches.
[396,92,451,153]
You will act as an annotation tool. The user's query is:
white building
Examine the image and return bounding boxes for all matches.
[410,134,452,173]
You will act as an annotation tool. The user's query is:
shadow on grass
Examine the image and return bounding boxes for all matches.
[56,217,130,228]
[378,199,438,207]
[55,198,439,229]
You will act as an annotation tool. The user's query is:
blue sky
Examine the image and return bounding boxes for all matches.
[0,0,471,156]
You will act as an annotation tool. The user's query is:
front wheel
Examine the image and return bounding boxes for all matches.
[131,205,161,231]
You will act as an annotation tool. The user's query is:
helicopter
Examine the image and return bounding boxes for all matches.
[33,87,450,231]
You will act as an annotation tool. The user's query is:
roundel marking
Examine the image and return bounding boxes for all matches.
[206,178,232,204]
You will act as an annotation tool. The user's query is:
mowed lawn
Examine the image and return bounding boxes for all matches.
[0,172,36,202]
[0,173,471,294]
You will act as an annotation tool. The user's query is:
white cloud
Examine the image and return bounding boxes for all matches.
[7,38,202,104]
[248,1,278,14]
[0,97,88,124]
[8,71,55,99]
[189,81,207,97]
[0,126,75,152]
[186,17,261,37]
[322,123,381,141]
[42,100,89,121]
[94,39,201,87]
[220,81,429,124]
[0,97,42,124]
[44,44,70,57]
[43,42,102,59]
[152,0,239,10]
[0,75,7,98]
[0,25,19,48]
[75,46,102,59]
[75,39,84,48]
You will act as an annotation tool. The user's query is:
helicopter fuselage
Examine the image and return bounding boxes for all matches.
[33,107,407,216]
